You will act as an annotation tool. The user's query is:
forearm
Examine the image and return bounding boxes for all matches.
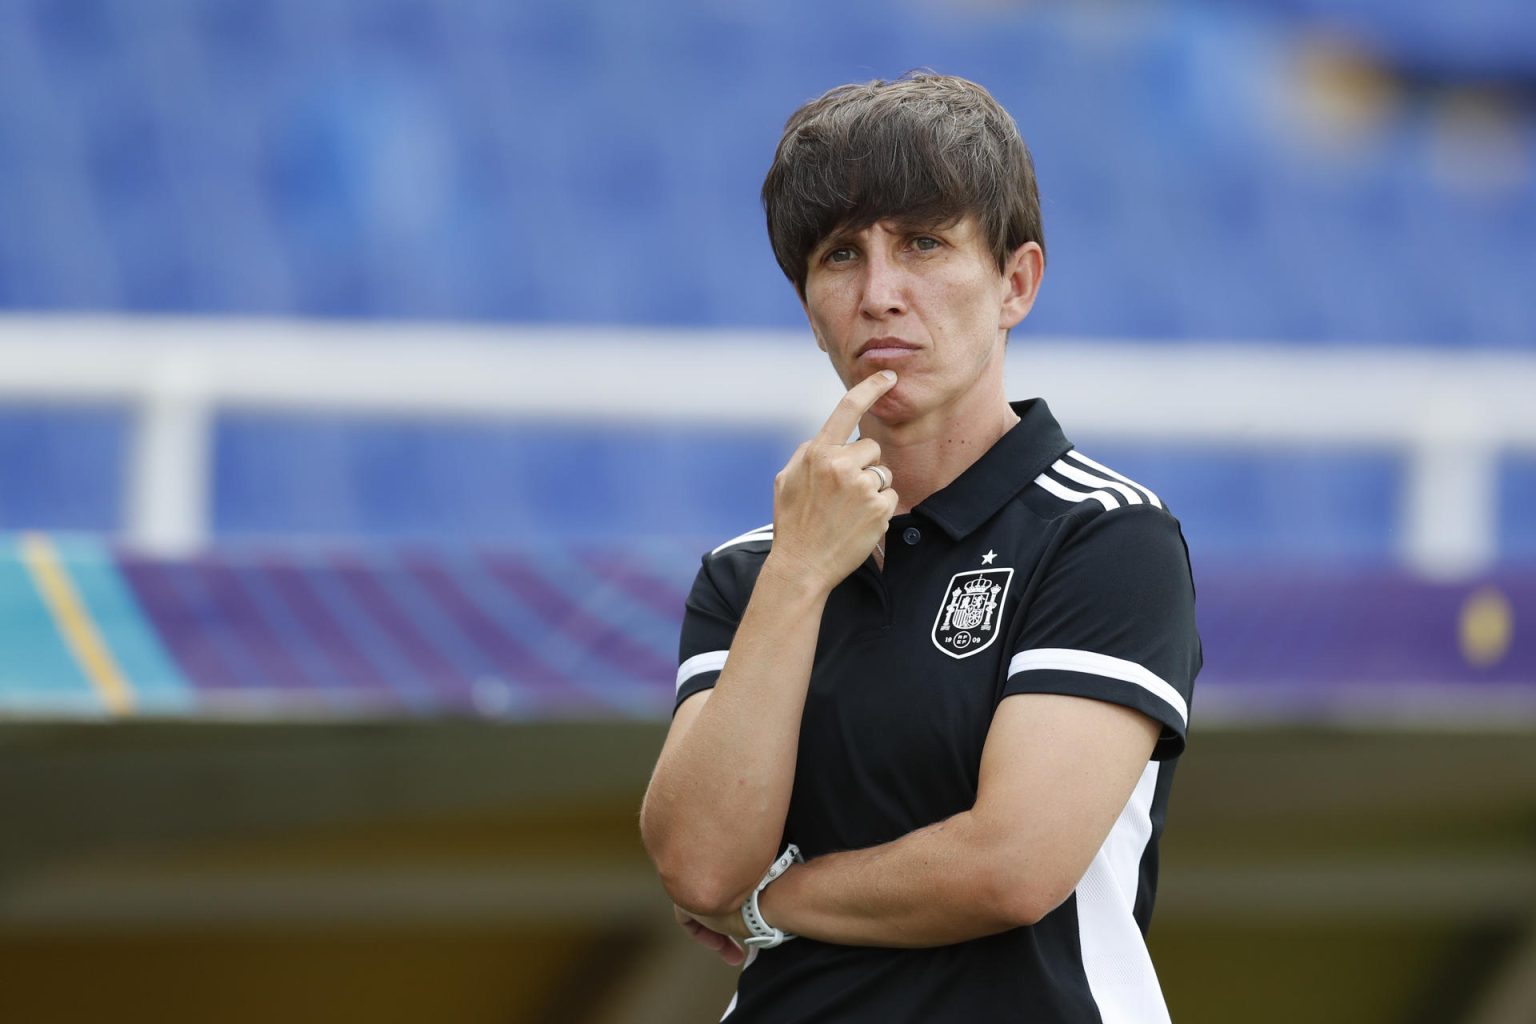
[744,698,1159,948]
[758,812,1040,947]
[641,560,829,912]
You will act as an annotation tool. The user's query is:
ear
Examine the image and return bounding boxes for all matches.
[999,242,1044,330]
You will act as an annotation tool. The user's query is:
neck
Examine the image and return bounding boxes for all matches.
[867,385,1019,515]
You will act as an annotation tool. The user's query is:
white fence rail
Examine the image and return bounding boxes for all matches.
[3,314,1536,577]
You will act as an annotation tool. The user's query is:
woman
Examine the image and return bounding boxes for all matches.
[641,73,1201,1023]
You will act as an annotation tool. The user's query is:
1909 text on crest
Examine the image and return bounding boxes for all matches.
[931,568,1014,660]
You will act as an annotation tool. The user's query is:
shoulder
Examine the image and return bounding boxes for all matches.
[690,522,775,606]
[1005,453,1201,758]
[706,522,775,560]
[1018,448,1193,586]
[1023,448,1175,524]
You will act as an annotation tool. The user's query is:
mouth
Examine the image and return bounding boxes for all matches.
[856,337,921,360]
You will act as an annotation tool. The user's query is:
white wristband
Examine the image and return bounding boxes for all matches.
[741,844,802,949]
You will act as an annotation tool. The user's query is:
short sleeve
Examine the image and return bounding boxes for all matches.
[674,557,742,712]
[1004,507,1201,759]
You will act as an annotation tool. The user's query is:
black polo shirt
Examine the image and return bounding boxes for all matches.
[674,399,1201,1024]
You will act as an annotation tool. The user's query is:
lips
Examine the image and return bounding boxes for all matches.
[856,337,921,358]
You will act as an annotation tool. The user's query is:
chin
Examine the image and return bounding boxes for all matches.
[869,388,917,426]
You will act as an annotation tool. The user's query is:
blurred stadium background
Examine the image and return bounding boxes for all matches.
[2,1,1534,1021]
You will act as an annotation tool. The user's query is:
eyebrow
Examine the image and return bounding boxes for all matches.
[810,231,858,259]
[887,214,962,235]
[819,216,948,245]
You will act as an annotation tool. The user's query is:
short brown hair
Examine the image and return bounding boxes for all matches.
[762,72,1046,295]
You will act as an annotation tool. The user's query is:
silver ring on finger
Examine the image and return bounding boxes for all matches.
[863,465,891,492]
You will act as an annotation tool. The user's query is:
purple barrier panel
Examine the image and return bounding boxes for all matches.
[114,543,697,719]
[1194,568,1535,724]
[110,542,1536,726]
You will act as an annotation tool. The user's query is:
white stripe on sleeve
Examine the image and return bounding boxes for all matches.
[1052,459,1144,506]
[1033,471,1120,512]
[676,650,729,693]
[1008,648,1187,728]
[711,525,774,556]
[1066,451,1162,509]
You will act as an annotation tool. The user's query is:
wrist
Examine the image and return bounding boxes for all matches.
[759,550,836,600]
[740,844,802,949]
[755,864,795,936]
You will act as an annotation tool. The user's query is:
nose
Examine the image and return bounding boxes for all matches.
[858,249,907,319]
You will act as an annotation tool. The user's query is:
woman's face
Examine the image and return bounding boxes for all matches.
[801,216,1040,431]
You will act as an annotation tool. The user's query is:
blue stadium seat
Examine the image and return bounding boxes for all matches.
[209,414,792,545]
[2,0,1534,567]
[1500,456,1536,560]
[0,409,127,532]
[0,0,1531,343]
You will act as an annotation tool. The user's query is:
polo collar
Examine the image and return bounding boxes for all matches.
[915,399,1073,540]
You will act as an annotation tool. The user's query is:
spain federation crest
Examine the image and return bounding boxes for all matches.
[931,567,1014,660]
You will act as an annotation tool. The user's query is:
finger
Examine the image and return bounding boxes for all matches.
[681,920,721,951]
[839,436,882,468]
[858,464,892,493]
[815,371,898,444]
[688,924,743,965]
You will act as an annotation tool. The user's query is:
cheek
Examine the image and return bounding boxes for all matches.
[803,291,842,351]
[801,304,829,352]
[946,281,1003,344]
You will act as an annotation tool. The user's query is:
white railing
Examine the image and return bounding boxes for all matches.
[3,314,1536,577]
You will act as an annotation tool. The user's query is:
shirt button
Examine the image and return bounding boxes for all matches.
[902,527,922,546]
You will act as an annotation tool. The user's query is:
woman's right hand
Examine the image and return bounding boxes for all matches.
[765,370,900,593]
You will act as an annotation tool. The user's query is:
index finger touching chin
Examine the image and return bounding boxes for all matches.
[814,370,898,444]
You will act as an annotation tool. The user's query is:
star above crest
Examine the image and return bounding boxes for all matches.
[981,549,997,565]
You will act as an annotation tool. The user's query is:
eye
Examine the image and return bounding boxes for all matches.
[911,235,941,252]
[824,246,856,264]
